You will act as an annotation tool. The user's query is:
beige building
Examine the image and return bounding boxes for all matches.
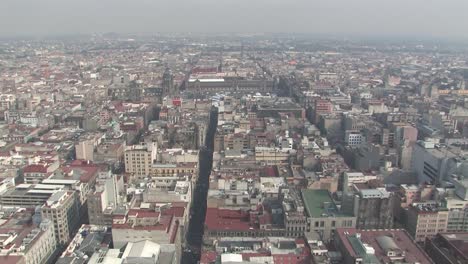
[124,142,157,179]
[75,133,104,161]
[0,212,57,264]
[41,191,80,245]
[406,202,449,242]
[255,147,292,165]
[75,139,95,161]
[150,163,197,177]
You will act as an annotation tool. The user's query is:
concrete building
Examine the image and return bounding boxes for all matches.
[124,142,158,179]
[150,163,197,178]
[75,139,94,161]
[342,144,387,171]
[74,133,104,162]
[342,188,394,230]
[444,196,468,232]
[162,67,176,96]
[392,122,418,146]
[313,99,333,123]
[317,113,342,142]
[41,191,80,245]
[255,147,292,165]
[393,184,434,223]
[411,140,458,185]
[281,188,308,238]
[342,172,378,194]
[405,202,449,242]
[344,130,364,147]
[88,173,125,226]
[301,189,356,242]
[0,183,59,208]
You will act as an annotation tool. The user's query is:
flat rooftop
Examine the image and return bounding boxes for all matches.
[301,189,347,218]
[336,228,433,264]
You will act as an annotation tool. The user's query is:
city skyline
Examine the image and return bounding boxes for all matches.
[1,0,468,40]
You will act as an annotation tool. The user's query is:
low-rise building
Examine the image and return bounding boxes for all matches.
[111,204,186,251]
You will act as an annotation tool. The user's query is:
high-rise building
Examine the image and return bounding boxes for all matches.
[41,191,80,245]
[124,142,158,179]
[88,173,125,226]
[411,140,458,185]
[445,196,468,232]
[162,67,175,96]
[313,99,333,123]
[405,202,448,242]
[343,188,394,230]
[75,139,94,161]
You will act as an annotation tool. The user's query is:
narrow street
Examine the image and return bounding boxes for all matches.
[182,106,218,264]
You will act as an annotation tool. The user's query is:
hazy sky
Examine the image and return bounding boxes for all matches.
[2,0,468,39]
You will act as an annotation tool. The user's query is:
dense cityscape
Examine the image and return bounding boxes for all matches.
[0,34,467,264]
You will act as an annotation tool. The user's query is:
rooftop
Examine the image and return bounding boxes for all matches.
[438,233,468,261]
[301,189,347,218]
[205,208,252,231]
[336,228,433,264]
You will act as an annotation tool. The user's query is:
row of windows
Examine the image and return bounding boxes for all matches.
[313,219,353,228]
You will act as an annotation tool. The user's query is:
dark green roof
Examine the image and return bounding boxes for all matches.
[301,189,335,218]
[301,189,353,218]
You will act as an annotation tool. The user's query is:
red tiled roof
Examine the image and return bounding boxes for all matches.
[242,252,271,260]
[61,161,99,182]
[262,166,278,177]
[162,206,186,218]
[23,164,48,173]
[205,208,253,231]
